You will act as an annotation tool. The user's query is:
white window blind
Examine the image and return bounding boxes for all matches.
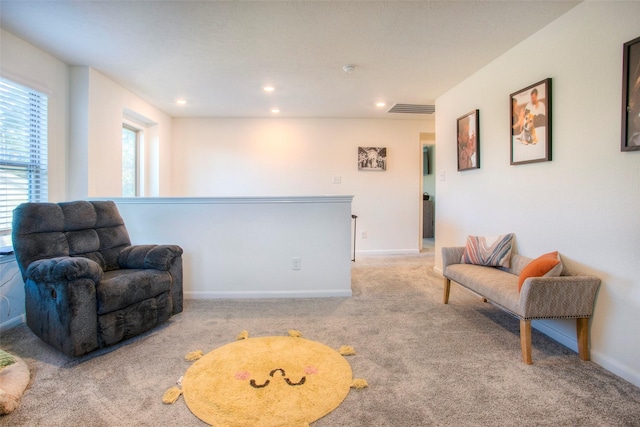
[0,77,48,235]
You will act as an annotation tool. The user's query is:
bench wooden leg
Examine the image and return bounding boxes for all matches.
[576,317,590,361]
[520,319,533,364]
[443,278,451,304]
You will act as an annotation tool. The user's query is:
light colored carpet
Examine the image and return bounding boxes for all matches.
[1,253,640,426]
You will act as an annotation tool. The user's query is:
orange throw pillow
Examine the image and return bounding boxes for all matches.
[518,251,562,291]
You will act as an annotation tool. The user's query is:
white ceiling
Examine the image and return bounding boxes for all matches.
[0,1,580,118]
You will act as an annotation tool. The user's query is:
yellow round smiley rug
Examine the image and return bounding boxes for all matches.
[163,330,367,427]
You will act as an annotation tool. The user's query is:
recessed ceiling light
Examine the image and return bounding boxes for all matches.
[176,99,187,105]
[376,102,386,107]
[271,108,280,113]
[263,86,275,92]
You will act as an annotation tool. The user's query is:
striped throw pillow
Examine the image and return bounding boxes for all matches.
[461,233,514,268]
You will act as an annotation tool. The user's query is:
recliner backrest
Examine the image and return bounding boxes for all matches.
[12,200,131,279]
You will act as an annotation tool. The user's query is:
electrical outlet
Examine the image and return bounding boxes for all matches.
[361,231,367,239]
[292,257,302,270]
[332,175,342,184]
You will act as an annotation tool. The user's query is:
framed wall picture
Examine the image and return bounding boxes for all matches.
[456,110,479,171]
[358,147,386,171]
[510,78,552,165]
[621,35,640,151]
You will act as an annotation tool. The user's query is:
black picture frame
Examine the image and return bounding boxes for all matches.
[358,147,387,171]
[622,36,640,151]
[510,78,552,165]
[456,110,479,171]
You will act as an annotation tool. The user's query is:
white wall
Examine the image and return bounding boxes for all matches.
[434,2,640,387]
[69,67,173,199]
[0,28,69,202]
[112,196,353,298]
[172,118,433,255]
[0,29,174,200]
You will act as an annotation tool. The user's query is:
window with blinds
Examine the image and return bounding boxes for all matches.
[0,77,48,236]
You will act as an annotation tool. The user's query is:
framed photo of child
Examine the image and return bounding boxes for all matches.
[510,78,552,165]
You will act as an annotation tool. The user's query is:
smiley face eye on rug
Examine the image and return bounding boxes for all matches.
[163,330,367,427]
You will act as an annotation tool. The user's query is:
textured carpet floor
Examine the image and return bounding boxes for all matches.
[1,253,639,426]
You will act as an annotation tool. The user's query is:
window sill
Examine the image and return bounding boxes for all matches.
[0,245,15,264]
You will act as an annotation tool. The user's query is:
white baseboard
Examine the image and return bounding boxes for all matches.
[356,249,419,257]
[185,289,353,299]
[531,319,578,353]
[0,314,25,332]
[534,320,640,388]
[590,349,640,388]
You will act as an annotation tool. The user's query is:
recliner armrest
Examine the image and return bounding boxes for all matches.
[118,244,183,271]
[26,256,103,283]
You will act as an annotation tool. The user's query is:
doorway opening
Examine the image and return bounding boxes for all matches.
[420,133,436,253]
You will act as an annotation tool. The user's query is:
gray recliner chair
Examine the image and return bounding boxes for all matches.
[12,200,183,357]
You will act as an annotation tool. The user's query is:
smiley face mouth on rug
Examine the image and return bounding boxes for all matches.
[245,367,311,388]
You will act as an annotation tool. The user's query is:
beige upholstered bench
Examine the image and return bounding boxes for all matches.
[442,246,601,364]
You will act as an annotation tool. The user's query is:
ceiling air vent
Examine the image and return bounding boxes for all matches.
[387,104,435,114]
